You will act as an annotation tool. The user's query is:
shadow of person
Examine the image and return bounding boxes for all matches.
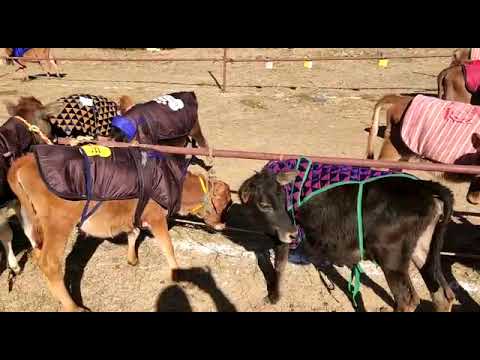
[156,267,236,312]
[64,233,104,310]
[156,285,193,312]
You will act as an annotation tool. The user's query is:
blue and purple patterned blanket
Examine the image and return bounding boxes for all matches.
[265,158,413,258]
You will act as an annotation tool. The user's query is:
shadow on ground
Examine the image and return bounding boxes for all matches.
[156,267,236,312]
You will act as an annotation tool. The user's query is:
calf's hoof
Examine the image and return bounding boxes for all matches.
[266,291,280,305]
[432,288,454,312]
[127,257,139,267]
[213,223,226,231]
[62,305,89,312]
[171,269,180,282]
[10,264,21,275]
[467,191,480,205]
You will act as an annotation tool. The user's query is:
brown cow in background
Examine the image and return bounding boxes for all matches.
[437,49,480,105]
[4,48,61,81]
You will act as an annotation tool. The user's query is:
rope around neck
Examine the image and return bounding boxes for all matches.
[13,116,52,145]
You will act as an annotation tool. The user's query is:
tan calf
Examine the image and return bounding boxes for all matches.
[8,154,231,311]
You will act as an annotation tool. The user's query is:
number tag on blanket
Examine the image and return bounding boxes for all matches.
[78,96,94,107]
[152,95,184,111]
[81,145,112,158]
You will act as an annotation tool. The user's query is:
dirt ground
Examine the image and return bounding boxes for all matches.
[0,48,479,312]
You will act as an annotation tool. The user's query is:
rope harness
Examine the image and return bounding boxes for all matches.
[190,176,209,214]
[13,116,52,145]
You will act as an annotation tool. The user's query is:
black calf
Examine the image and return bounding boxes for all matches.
[239,169,456,312]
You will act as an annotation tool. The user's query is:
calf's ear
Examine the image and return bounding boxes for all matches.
[472,133,480,150]
[239,178,255,204]
[276,170,299,185]
[3,100,16,116]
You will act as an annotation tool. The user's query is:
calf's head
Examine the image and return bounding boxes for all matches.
[451,48,470,66]
[203,179,232,230]
[181,173,232,231]
[239,170,298,244]
[119,95,135,115]
[4,96,64,143]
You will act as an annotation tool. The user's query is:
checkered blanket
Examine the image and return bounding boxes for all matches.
[401,95,480,164]
[51,94,119,138]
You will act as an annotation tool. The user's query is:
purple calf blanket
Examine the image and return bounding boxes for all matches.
[123,91,198,144]
[34,144,189,218]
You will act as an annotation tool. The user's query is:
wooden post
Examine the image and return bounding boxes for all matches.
[222,48,228,92]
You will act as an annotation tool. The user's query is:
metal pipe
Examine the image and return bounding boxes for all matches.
[1,56,224,62]
[227,55,452,62]
[1,54,452,64]
[57,138,480,175]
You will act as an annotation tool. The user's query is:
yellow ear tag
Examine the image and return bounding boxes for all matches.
[81,145,112,158]
[304,60,313,69]
[378,59,389,68]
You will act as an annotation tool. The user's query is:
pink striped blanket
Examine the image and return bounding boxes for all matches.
[471,48,480,61]
[464,60,480,93]
[401,95,480,164]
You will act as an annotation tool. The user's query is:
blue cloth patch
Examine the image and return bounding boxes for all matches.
[112,116,137,141]
[12,48,31,58]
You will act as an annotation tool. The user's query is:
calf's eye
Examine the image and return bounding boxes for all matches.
[258,202,273,211]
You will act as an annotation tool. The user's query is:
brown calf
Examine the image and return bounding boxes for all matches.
[0,97,64,273]
[118,94,209,148]
[437,48,480,105]
[4,48,61,81]
[437,65,480,105]
[366,94,480,205]
[7,155,231,311]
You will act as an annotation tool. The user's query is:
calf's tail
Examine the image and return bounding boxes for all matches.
[366,95,400,159]
[423,180,455,300]
[7,155,45,249]
[437,67,449,100]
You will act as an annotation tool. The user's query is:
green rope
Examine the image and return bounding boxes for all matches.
[348,264,364,307]
[348,182,366,307]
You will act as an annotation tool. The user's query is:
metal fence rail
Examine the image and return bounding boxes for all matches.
[1,48,453,92]
[58,138,480,176]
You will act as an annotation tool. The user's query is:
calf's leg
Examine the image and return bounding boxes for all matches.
[189,120,208,148]
[36,227,82,312]
[466,177,480,205]
[268,243,289,304]
[0,222,20,273]
[378,116,403,162]
[382,269,420,312]
[143,206,178,279]
[127,228,140,266]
